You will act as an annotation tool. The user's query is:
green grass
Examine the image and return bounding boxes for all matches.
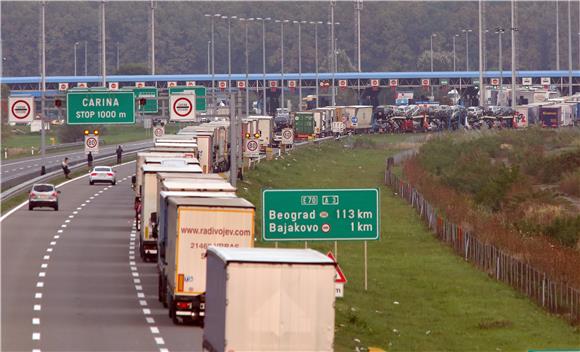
[237,134,580,352]
[1,124,179,160]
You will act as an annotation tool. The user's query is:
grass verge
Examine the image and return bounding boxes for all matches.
[237,134,580,351]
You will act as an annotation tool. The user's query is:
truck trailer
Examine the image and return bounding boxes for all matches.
[162,197,255,325]
[203,247,336,352]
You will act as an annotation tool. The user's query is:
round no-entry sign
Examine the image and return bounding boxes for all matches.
[11,100,31,119]
[172,97,193,117]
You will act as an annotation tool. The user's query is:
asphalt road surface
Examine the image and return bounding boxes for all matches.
[1,140,153,186]
[1,161,202,352]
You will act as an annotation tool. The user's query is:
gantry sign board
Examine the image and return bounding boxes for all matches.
[262,188,380,241]
[8,96,35,123]
[170,94,196,122]
[168,86,207,112]
[67,90,135,125]
[84,135,99,154]
[133,87,159,113]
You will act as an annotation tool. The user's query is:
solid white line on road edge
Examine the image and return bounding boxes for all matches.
[0,159,136,222]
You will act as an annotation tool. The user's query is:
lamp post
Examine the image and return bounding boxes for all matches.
[355,0,363,103]
[311,21,323,108]
[207,40,211,74]
[275,19,289,110]
[205,13,221,115]
[116,41,120,72]
[84,41,88,76]
[293,20,307,109]
[150,0,155,75]
[257,17,270,115]
[462,29,472,71]
[221,16,236,95]
[40,0,47,175]
[330,0,336,106]
[100,0,106,87]
[511,0,517,110]
[567,0,572,95]
[240,18,254,116]
[74,42,80,76]
[496,27,505,100]
[430,33,436,97]
[453,34,459,72]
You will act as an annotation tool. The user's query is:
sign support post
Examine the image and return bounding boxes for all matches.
[364,241,368,291]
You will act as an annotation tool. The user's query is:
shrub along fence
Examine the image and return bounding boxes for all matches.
[385,152,580,324]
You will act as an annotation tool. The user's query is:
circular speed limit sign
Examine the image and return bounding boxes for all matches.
[247,140,258,152]
[86,137,98,149]
[282,129,293,140]
[153,127,164,137]
[172,97,193,117]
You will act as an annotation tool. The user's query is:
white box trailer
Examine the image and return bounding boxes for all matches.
[135,152,198,197]
[344,105,374,133]
[163,197,255,325]
[248,115,274,149]
[140,164,203,261]
[203,247,336,352]
[313,108,334,137]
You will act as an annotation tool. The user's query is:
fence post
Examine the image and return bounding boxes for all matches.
[542,275,546,307]
[496,254,500,280]
[4,148,7,159]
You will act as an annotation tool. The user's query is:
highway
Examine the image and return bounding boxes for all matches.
[1,140,153,190]
[1,161,201,352]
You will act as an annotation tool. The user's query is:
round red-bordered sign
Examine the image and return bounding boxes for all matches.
[11,100,31,119]
[247,140,258,152]
[154,127,164,137]
[172,97,193,117]
[282,129,293,140]
[86,137,98,149]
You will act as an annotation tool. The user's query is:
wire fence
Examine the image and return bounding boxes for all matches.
[384,151,580,324]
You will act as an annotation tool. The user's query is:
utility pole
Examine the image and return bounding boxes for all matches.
[101,0,106,87]
[453,34,458,72]
[276,20,288,110]
[259,18,270,115]
[557,0,560,71]
[241,18,253,116]
[478,0,484,108]
[207,40,211,74]
[296,20,306,109]
[74,42,79,76]
[430,33,436,97]
[496,27,505,100]
[40,0,46,175]
[116,41,119,72]
[511,0,517,110]
[151,0,155,75]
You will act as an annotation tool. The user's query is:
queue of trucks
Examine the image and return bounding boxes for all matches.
[131,125,336,352]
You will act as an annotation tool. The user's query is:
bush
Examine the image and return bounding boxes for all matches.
[559,169,580,196]
[474,165,520,212]
[544,216,580,248]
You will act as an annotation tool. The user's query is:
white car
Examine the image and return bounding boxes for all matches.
[467,106,483,117]
[29,184,60,211]
[89,166,116,185]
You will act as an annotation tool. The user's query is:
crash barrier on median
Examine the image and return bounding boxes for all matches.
[384,151,580,324]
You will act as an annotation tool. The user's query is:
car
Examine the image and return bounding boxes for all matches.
[29,184,60,211]
[467,106,483,117]
[89,166,116,185]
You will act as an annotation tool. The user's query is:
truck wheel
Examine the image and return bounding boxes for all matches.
[139,242,145,260]
[169,305,179,325]
[90,181,94,185]
[29,204,34,211]
[158,273,164,302]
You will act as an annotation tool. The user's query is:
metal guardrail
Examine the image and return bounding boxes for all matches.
[45,141,84,151]
[0,148,147,202]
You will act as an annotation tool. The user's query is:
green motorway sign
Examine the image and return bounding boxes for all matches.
[168,86,207,112]
[67,90,135,125]
[134,87,158,113]
[262,188,380,241]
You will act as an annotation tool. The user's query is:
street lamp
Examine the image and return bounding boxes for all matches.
[84,41,88,76]
[74,42,80,76]
[430,33,437,97]
[355,0,363,103]
[462,29,472,71]
[205,13,221,115]
[240,18,254,116]
[495,27,505,100]
[207,40,211,74]
[221,15,237,95]
[116,41,120,72]
[275,19,289,110]
[256,17,271,115]
[330,0,336,106]
[292,20,307,108]
[452,34,459,72]
[310,21,323,108]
